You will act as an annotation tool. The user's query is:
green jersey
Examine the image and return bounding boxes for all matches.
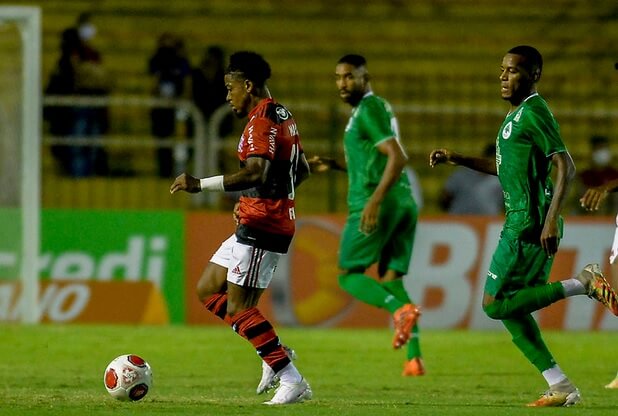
[343,92,412,211]
[495,93,567,240]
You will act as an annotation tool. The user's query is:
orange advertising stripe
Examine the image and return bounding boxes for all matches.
[0,281,169,324]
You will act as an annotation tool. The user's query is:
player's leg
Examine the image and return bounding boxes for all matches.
[196,235,235,323]
[501,315,580,407]
[378,202,423,362]
[337,212,406,312]
[484,266,618,319]
[382,271,424,375]
[482,238,566,319]
[224,243,310,405]
[482,237,579,406]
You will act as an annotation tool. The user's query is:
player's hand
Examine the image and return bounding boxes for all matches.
[579,186,609,211]
[360,198,380,235]
[429,148,456,167]
[540,220,560,257]
[307,155,332,173]
[233,202,240,225]
[170,173,201,194]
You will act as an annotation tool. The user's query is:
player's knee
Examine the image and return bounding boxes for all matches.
[483,300,503,320]
[337,273,349,287]
[195,281,211,303]
[196,266,225,302]
[337,271,358,288]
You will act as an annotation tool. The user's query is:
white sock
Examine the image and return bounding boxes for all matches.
[542,365,567,386]
[277,362,302,384]
[561,278,586,297]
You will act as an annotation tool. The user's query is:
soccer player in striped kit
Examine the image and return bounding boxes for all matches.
[430,45,618,407]
[170,51,311,405]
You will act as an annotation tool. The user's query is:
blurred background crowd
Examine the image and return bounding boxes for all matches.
[7,0,617,215]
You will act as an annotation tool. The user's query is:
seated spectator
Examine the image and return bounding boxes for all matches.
[439,143,504,215]
[575,135,618,215]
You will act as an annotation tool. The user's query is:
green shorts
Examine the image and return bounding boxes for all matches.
[484,234,554,298]
[339,198,417,275]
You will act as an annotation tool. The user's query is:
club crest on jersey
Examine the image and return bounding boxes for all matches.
[502,121,512,140]
[276,106,289,120]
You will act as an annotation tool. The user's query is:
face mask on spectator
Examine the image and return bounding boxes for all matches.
[592,148,611,166]
[78,23,97,41]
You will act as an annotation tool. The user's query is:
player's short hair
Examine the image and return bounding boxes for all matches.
[226,51,271,87]
[337,54,367,68]
[508,45,543,75]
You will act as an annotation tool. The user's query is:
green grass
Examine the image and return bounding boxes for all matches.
[0,325,616,415]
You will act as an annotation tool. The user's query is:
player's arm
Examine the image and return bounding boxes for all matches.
[169,156,270,194]
[371,138,408,204]
[540,151,576,256]
[307,155,347,173]
[360,138,407,234]
[429,148,497,175]
[580,177,618,212]
[295,153,311,188]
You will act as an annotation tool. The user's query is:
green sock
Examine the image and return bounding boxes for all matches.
[338,273,404,313]
[406,324,422,360]
[381,279,422,359]
[502,314,555,372]
[483,282,565,320]
[381,279,411,303]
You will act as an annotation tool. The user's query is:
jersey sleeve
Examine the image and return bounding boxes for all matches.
[359,99,396,146]
[245,116,276,160]
[527,105,566,157]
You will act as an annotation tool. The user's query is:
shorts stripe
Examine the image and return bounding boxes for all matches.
[248,247,264,288]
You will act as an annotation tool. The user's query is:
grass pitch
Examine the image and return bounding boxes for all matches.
[0,325,616,415]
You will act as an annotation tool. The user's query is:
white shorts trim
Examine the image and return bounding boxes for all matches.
[210,234,281,289]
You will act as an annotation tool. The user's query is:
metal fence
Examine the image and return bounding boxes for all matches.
[42,74,618,214]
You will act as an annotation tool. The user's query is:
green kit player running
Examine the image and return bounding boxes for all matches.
[430,45,618,407]
[309,54,424,377]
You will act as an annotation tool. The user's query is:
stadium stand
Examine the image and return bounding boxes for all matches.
[8,0,617,212]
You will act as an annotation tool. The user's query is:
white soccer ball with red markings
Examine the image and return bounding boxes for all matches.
[104,354,153,401]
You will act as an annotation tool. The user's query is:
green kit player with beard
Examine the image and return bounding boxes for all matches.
[309,54,424,377]
[430,45,618,407]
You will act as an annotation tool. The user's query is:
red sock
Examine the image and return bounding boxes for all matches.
[202,293,232,324]
[230,307,290,373]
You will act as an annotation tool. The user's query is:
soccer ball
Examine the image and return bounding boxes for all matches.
[104,354,153,401]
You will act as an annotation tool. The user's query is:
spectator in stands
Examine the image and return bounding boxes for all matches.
[190,45,234,175]
[148,33,191,178]
[44,12,110,177]
[191,45,231,133]
[45,27,79,174]
[439,143,504,214]
[574,135,618,215]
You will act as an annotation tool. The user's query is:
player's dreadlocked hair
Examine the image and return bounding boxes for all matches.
[226,51,271,87]
[508,45,543,76]
[337,54,367,68]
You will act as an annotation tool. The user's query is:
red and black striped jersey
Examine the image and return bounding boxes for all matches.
[235,98,304,253]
